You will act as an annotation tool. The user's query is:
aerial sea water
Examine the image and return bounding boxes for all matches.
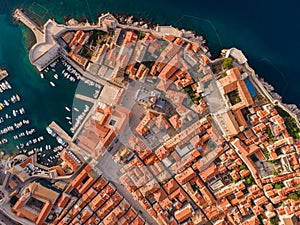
[0,0,300,155]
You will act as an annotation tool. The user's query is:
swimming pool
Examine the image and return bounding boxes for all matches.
[245,77,257,97]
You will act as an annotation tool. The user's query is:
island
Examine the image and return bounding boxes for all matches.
[0,8,299,225]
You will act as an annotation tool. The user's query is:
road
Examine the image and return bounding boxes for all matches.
[0,209,20,225]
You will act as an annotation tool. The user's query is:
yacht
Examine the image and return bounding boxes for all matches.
[65,106,71,112]
[54,74,59,79]
[50,81,55,87]
[46,127,57,137]
[66,116,71,120]
[4,81,11,89]
[4,100,9,106]
[15,94,20,101]
[19,108,25,115]
[11,95,16,103]
[56,136,66,146]
[40,73,44,79]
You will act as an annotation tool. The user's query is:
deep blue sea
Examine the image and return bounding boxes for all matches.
[0,0,300,156]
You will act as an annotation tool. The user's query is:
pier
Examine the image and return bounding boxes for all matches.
[48,121,86,157]
[49,121,71,142]
[13,9,44,43]
[75,94,96,103]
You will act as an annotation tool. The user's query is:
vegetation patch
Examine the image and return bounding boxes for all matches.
[288,192,299,201]
[275,106,300,139]
[222,57,233,69]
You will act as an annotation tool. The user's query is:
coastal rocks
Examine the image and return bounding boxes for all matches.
[66,18,79,26]
[112,13,156,30]
[141,24,148,29]
[283,103,300,119]
[132,22,139,27]
[259,77,300,120]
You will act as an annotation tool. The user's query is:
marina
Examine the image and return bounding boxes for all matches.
[0,56,88,166]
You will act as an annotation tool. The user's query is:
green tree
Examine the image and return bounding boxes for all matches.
[270,217,278,225]
[239,164,247,170]
[288,192,299,201]
[274,183,283,189]
[222,57,233,69]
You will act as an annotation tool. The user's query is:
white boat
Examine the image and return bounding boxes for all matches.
[15,94,20,101]
[54,74,59,79]
[74,107,79,112]
[4,100,9,106]
[65,107,71,112]
[40,73,44,79]
[11,95,16,103]
[4,81,11,89]
[66,116,71,120]
[46,127,56,137]
[50,81,55,87]
[19,108,25,115]
[0,83,6,90]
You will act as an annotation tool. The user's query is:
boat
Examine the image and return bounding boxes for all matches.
[28,150,34,156]
[0,83,6,90]
[4,100,9,106]
[46,127,57,137]
[56,136,66,146]
[15,94,20,101]
[50,81,56,87]
[74,107,79,112]
[11,95,16,103]
[65,107,71,112]
[40,73,44,79]
[4,81,11,89]
[54,74,59,79]
[66,116,71,120]
[19,108,25,115]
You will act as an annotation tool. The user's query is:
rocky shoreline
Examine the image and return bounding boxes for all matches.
[111,13,157,30]
[110,13,210,56]
[259,77,300,119]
